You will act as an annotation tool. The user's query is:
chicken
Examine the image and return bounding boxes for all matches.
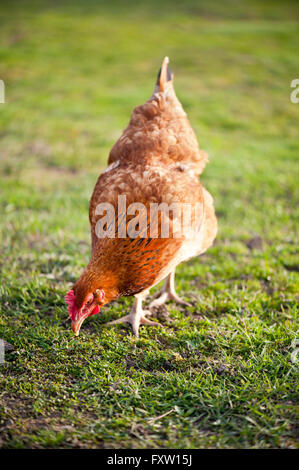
[66,57,217,337]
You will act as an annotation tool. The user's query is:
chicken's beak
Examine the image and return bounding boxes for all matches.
[71,317,84,336]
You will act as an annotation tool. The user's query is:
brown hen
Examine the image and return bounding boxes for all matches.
[66,57,217,337]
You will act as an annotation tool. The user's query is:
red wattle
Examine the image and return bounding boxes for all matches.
[91,305,100,316]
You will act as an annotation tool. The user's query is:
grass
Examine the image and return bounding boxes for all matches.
[0,0,298,449]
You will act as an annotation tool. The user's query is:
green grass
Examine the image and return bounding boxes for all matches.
[0,0,298,449]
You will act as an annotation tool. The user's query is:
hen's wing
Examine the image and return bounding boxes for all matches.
[88,159,205,297]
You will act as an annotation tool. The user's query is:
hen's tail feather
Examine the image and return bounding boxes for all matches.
[156,56,173,92]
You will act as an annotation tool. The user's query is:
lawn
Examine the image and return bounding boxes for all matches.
[0,0,298,449]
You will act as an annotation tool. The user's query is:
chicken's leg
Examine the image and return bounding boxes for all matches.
[149,271,191,308]
[106,290,162,337]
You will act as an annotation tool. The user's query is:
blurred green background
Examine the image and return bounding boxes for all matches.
[0,0,298,449]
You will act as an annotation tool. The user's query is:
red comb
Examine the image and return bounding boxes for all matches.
[65,289,77,320]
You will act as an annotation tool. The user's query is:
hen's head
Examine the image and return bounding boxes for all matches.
[65,287,105,336]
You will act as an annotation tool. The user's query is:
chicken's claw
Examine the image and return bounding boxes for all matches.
[105,295,163,338]
[149,291,191,309]
[106,314,131,326]
[106,312,162,338]
[149,271,191,309]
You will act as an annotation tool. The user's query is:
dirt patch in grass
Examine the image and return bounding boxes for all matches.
[245,236,264,251]
[150,305,173,323]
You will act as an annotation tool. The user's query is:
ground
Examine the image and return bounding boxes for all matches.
[0,0,298,449]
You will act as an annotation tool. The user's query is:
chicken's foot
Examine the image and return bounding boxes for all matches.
[149,271,191,308]
[106,290,162,337]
